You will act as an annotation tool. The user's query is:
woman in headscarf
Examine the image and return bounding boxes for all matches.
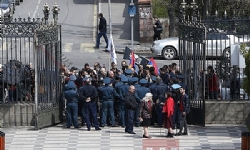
[138,93,154,138]
[163,91,175,138]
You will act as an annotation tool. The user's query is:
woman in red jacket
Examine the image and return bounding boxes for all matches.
[162,91,175,138]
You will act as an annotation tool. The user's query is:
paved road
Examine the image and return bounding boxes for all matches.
[10,0,178,69]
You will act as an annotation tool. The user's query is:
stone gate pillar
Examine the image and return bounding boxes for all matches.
[138,0,153,43]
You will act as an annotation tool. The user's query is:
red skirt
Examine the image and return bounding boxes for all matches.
[164,113,173,129]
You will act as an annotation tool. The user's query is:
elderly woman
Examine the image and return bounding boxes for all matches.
[138,93,154,138]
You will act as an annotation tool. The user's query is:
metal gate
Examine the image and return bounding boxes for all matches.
[33,3,62,129]
[179,0,250,126]
[0,3,62,129]
[179,1,206,126]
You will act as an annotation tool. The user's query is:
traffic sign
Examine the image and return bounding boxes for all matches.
[128,5,136,17]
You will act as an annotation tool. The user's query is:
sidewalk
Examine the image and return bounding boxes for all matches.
[0,124,247,150]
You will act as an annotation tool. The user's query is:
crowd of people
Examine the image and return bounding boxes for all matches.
[62,61,190,138]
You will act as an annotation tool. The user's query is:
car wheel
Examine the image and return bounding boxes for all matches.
[162,46,177,60]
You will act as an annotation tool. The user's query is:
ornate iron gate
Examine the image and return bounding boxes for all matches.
[179,1,206,126]
[179,0,250,126]
[0,3,62,129]
[33,3,62,129]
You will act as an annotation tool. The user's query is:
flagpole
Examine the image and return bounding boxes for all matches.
[108,0,112,69]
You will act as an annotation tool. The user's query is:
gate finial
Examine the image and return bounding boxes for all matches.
[43,3,50,24]
[180,0,187,22]
[52,3,60,25]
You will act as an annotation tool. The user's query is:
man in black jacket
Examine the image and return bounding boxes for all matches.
[124,85,137,134]
[94,13,109,49]
[79,77,101,131]
[153,16,162,41]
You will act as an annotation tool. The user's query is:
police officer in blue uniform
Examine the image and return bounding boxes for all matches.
[155,77,169,127]
[98,77,117,127]
[125,69,133,85]
[134,78,151,126]
[65,81,79,128]
[79,77,101,131]
[117,75,130,127]
[131,77,140,89]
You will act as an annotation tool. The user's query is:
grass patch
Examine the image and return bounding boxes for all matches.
[152,0,168,18]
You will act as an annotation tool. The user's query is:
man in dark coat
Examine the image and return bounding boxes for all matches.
[94,13,109,49]
[155,77,169,127]
[153,15,162,41]
[79,77,101,131]
[176,86,190,136]
[65,81,79,128]
[124,85,137,134]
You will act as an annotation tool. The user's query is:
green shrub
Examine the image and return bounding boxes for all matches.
[152,0,168,18]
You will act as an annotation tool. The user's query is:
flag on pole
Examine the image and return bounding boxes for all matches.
[108,35,117,64]
[148,57,159,76]
[123,46,132,60]
[129,51,135,68]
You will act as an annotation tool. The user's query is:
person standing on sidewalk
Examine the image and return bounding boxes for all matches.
[153,16,163,41]
[79,77,101,131]
[124,85,137,134]
[163,91,174,138]
[94,13,109,49]
[64,81,79,128]
[176,87,190,136]
[138,93,153,138]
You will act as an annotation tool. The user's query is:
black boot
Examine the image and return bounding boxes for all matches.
[167,132,174,138]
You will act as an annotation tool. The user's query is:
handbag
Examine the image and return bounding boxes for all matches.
[156,27,163,32]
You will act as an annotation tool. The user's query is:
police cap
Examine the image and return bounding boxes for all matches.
[151,76,157,82]
[139,79,148,84]
[121,76,128,82]
[69,75,77,81]
[103,77,111,84]
[125,69,132,75]
[83,76,92,81]
[131,77,138,83]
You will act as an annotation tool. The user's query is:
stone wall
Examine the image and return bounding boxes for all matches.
[205,101,250,126]
[138,0,153,43]
[138,0,173,43]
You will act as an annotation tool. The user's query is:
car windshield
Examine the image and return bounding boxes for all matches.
[0,0,8,4]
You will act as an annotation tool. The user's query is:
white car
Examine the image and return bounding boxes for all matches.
[151,34,245,60]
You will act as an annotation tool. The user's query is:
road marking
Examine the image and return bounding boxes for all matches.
[80,43,95,53]
[63,43,73,53]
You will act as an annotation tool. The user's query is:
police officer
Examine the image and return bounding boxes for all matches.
[155,76,169,127]
[125,69,133,85]
[131,77,140,89]
[134,79,151,126]
[98,77,117,127]
[79,77,101,131]
[64,81,79,128]
[117,75,130,127]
